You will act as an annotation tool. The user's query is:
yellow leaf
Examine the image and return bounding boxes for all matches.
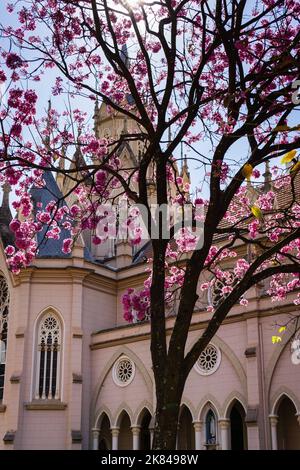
[251,206,263,219]
[272,336,282,344]
[290,161,300,174]
[274,125,300,132]
[278,326,286,334]
[242,163,253,181]
[280,149,297,164]
[273,125,289,132]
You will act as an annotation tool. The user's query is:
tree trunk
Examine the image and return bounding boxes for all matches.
[152,377,185,450]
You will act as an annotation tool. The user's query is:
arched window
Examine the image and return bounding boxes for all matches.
[277,396,300,450]
[0,277,9,401]
[178,406,195,450]
[229,402,247,450]
[205,409,217,448]
[35,312,62,400]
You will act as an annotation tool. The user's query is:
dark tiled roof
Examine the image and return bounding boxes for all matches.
[30,171,97,262]
[30,171,72,258]
[132,240,152,264]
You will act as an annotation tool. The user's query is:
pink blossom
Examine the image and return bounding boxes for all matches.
[6,53,23,69]
[11,123,22,137]
[0,70,6,82]
[4,245,15,256]
[62,238,73,254]
[92,235,102,245]
[9,219,21,232]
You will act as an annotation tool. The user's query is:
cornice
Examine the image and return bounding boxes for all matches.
[15,265,93,285]
[117,273,148,290]
[14,267,36,285]
[90,302,298,350]
[11,262,147,294]
[83,273,117,294]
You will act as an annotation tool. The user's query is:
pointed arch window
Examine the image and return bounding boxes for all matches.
[35,312,62,400]
[0,277,9,401]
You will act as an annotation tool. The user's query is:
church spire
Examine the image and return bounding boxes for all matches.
[0,182,13,246]
[1,182,11,210]
[263,160,272,192]
[120,43,130,68]
[181,154,190,185]
[93,95,100,138]
[44,99,52,148]
[121,117,128,135]
[73,129,85,167]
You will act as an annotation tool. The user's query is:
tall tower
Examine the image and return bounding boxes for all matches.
[0,183,13,248]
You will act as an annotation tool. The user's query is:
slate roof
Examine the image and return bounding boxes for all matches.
[30,171,72,258]
[30,172,97,262]
[0,171,105,264]
[2,167,299,267]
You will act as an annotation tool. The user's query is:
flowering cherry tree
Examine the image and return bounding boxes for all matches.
[1,0,300,449]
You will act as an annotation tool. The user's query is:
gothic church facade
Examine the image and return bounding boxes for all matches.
[0,104,300,450]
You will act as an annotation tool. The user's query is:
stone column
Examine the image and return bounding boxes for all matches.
[131,426,141,450]
[149,428,154,449]
[68,269,87,449]
[176,424,180,450]
[111,427,120,450]
[245,318,261,449]
[269,415,278,450]
[91,428,100,450]
[7,271,33,449]
[219,419,230,450]
[193,421,203,450]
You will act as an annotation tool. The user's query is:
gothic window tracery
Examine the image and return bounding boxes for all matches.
[112,356,135,387]
[35,312,62,400]
[194,344,221,376]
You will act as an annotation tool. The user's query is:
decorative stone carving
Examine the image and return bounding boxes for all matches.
[112,356,135,387]
[194,344,221,376]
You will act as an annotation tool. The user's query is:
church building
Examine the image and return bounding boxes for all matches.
[0,102,300,450]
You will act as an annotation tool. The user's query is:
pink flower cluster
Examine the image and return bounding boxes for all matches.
[122,286,150,323]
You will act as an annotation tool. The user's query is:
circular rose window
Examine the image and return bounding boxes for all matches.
[44,316,57,330]
[194,344,221,376]
[112,355,135,387]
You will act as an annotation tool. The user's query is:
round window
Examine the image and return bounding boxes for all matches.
[112,355,135,387]
[194,344,221,376]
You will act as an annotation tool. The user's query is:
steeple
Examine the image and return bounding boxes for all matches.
[121,117,128,135]
[263,160,272,192]
[181,154,191,185]
[1,183,11,210]
[93,96,100,138]
[120,43,130,68]
[44,99,52,148]
[73,131,85,169]
[245,175,258,206]
[56,136,66,191]
[0,183,13,247]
